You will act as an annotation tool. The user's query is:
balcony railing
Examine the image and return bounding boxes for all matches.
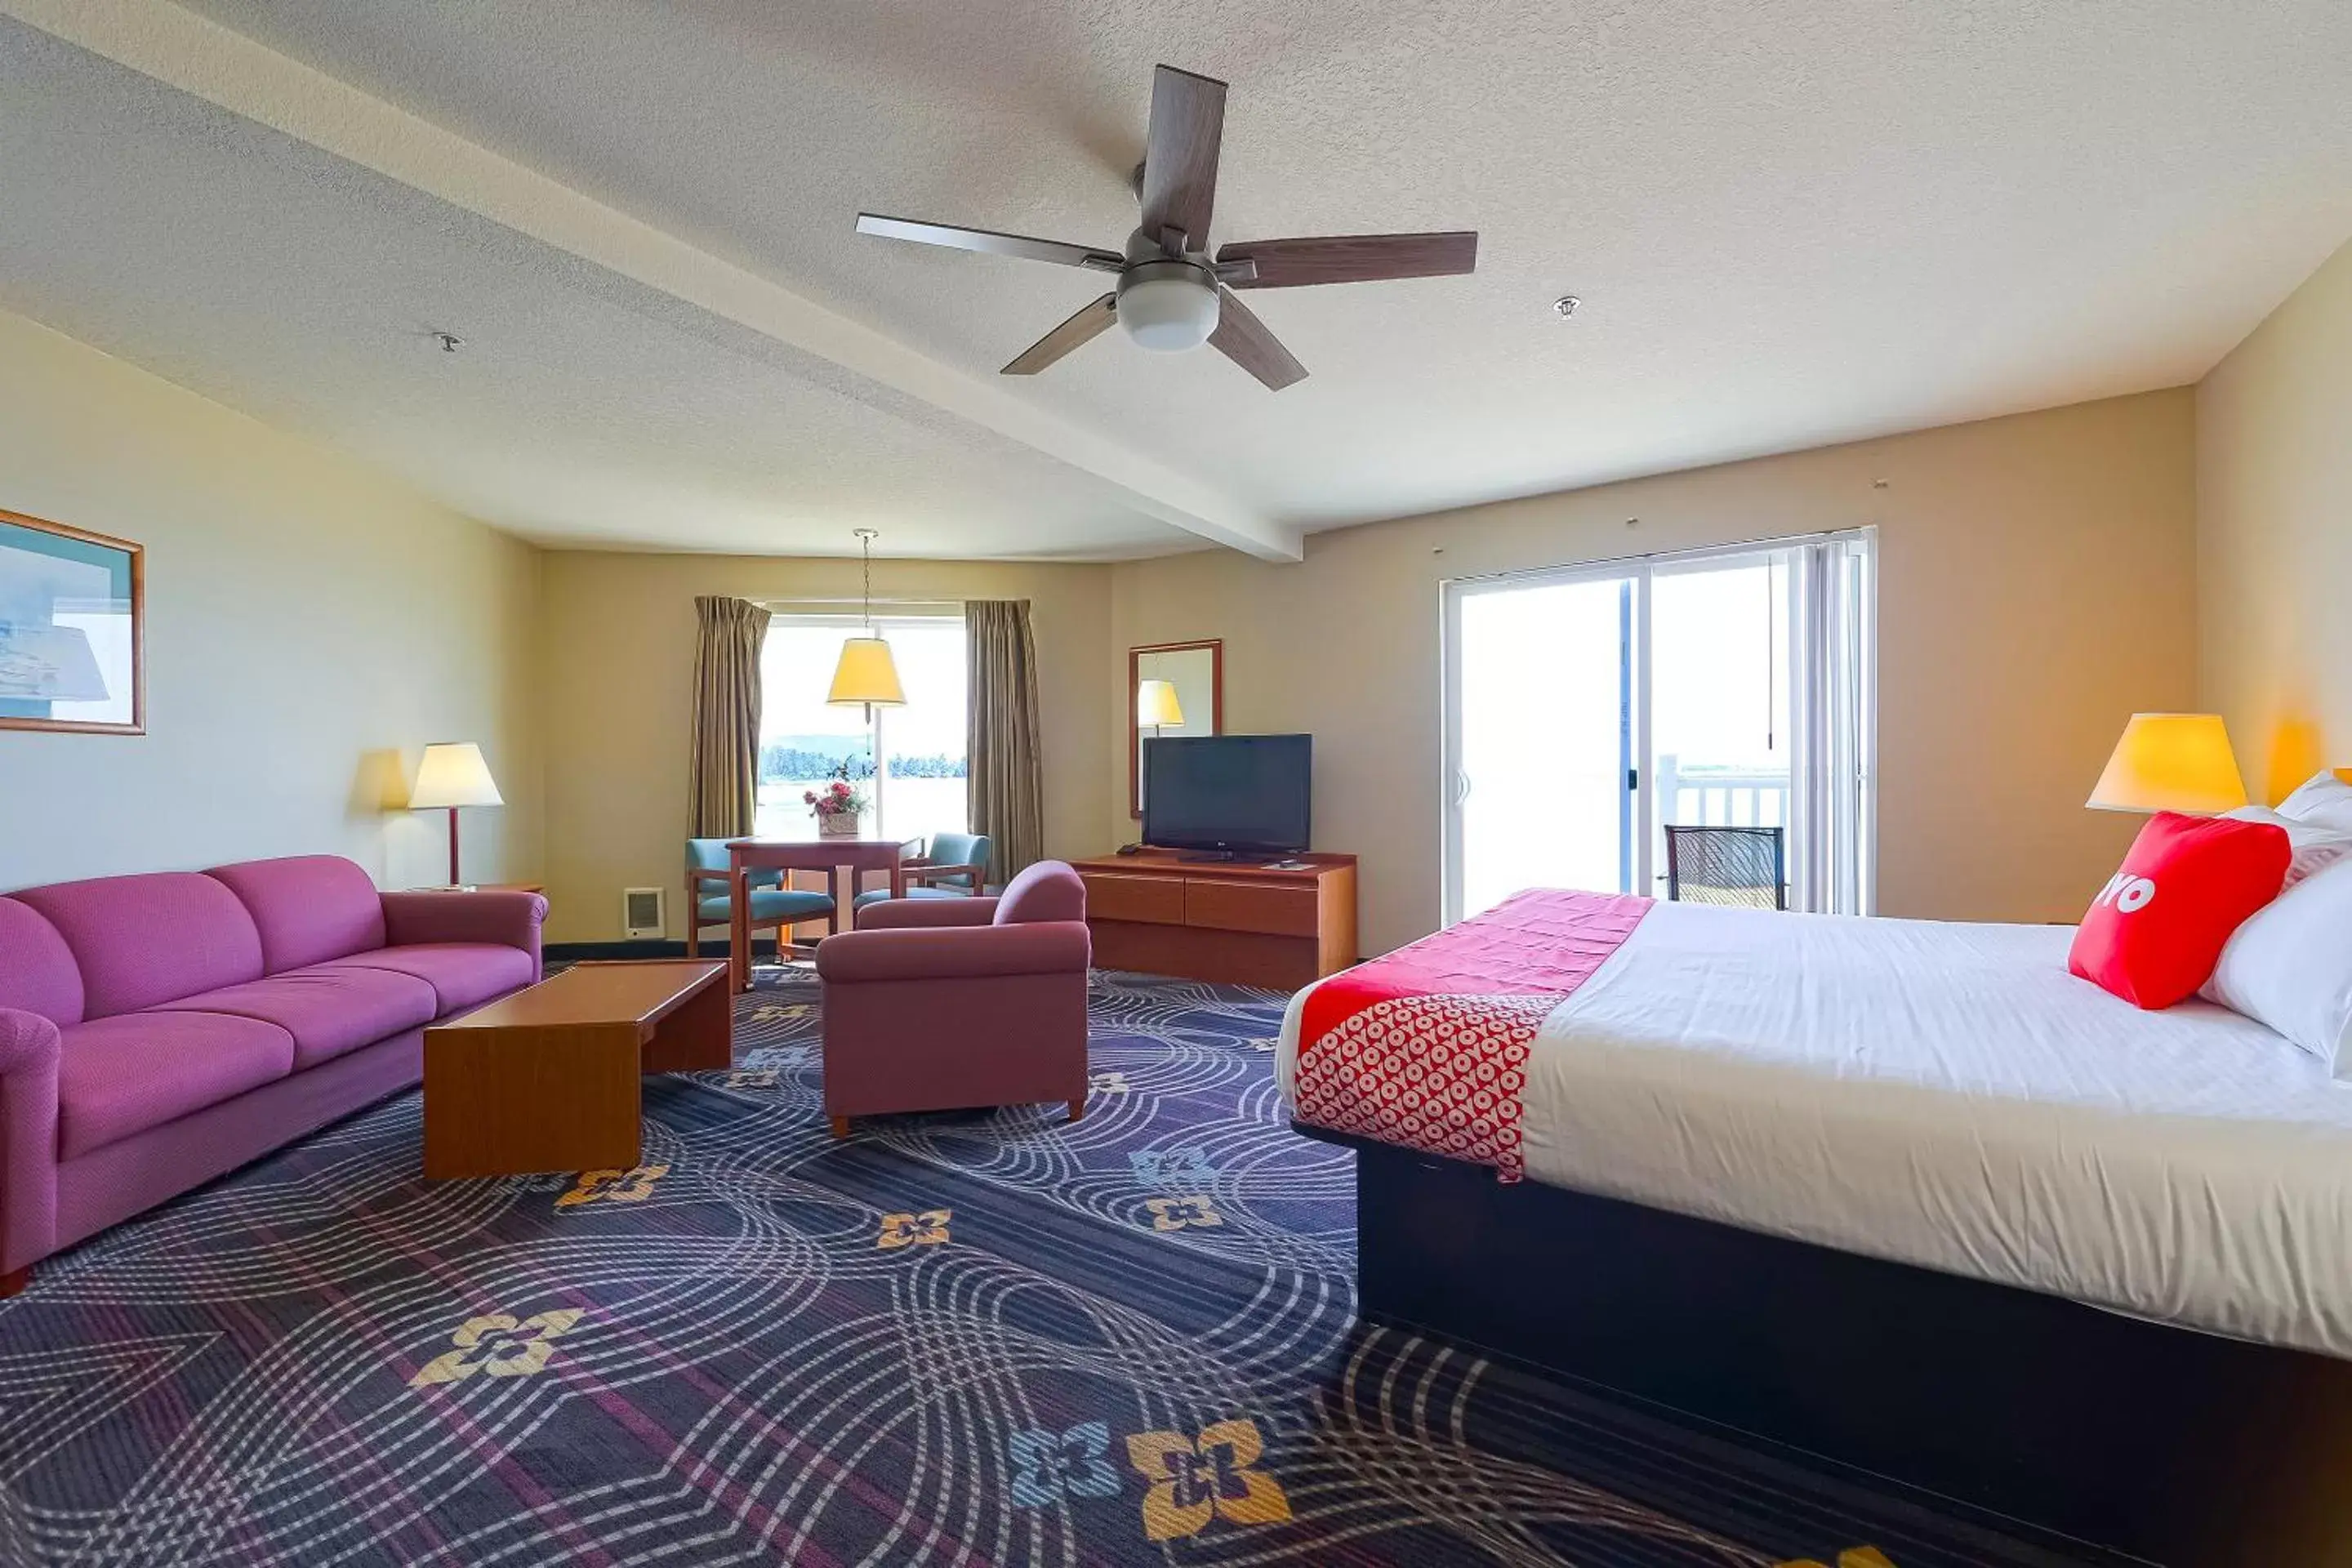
[1655,754,1790,829]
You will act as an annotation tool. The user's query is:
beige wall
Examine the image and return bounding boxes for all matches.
[0,299,2222,954]
[537,550,1113,944]
[1111,390,2200,956]
[2197,238,2352,805]
[0,310,541,893]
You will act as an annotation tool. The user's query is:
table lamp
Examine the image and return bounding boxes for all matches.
[2087,714,2247,815]
[1137,678,1185,736]
[410,742,504,886]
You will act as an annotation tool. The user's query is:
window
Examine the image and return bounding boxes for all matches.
[1441,530,1874,921]
[755,614,968,843]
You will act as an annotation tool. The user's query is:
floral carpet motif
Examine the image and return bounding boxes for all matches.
[0,968,2112,1566]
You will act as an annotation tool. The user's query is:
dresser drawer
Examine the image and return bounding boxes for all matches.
[1080,871,1186,925]
[1183,878,1321,938]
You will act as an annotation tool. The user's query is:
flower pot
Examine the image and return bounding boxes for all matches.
[817,813,862,840]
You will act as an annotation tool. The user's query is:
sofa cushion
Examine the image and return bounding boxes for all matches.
[56,1011,296,1160]
[150,965,439,1071]
[14,873,265,1018]
[207,856,388,974]
[0,896,85,1025]
[326,943,534,1016]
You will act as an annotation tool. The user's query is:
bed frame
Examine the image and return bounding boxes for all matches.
[1302,1127,2352,1566]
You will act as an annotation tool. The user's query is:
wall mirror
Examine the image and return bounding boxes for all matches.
[1130,639,1223,818]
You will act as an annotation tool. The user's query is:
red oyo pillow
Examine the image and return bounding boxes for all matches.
[2069,811,2291,1009]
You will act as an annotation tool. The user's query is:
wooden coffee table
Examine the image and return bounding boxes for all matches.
[422,960,732,1179]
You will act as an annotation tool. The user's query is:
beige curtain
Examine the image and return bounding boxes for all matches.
[966,599,1045,879]
[688,595,772,837]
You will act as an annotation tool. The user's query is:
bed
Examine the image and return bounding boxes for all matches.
[1278,890,2352,1564]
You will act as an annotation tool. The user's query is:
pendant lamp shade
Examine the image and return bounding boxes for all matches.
[827,528,905,706]
[827,636,906,706]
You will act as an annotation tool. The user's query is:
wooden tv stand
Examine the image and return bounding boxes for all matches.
[1071,850,1357,990]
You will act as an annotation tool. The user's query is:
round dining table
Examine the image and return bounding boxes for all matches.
[722,837,908,992]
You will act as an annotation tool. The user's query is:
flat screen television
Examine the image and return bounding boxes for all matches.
[1143,734,1312,855]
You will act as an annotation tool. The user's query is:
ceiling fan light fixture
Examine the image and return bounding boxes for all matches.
[855,64,1479,388]
[1116,263,1220,353]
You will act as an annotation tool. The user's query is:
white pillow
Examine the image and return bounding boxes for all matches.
[2221,804,2352,884]
[2277,770,2352,832]
[2202,854,2352,1070]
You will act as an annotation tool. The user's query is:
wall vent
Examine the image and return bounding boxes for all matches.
[621,887,666,940]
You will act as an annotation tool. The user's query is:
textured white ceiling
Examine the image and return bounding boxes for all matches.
[9,0,2352,557]
[0,17,1196,559]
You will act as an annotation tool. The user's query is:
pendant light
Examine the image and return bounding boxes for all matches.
[827,528,906,710]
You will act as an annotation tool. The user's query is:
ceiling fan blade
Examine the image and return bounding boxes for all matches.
[1001,294,1119,375]
[856,213,1122,271]
[1138,65,1227,255]
[1209,287,1307,391]
[1216,231,1478,288]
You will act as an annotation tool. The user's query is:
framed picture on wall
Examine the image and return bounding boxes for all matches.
[0,508,145,736]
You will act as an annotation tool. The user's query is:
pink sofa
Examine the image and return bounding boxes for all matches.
[0,854,546,1290]
[817,859,1090,1135]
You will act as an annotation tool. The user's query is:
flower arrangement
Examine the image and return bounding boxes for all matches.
[804,762,868,822]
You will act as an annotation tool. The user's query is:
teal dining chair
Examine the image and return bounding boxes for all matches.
[850,831,993,923]
[684,838,838,958]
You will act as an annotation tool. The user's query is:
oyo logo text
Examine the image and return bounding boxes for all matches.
[2094,871,2157,914]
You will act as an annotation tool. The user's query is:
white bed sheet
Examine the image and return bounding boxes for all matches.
[1278,901,2352,1358]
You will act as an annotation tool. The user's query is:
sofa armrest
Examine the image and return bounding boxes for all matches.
[856,897,1000,930]
[817,921,1089,984]
[0,1009,61,1276]
[381,890,549,976]
[0,1009,56,1078]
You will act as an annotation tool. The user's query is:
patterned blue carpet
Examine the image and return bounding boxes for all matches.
[0,968,2106,1566]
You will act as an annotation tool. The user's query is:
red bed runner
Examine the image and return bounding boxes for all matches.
[1292,889,1651,1182]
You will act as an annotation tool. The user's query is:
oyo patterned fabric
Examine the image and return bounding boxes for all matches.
[1294,889,1652,1181]
[1292,992,1557,1178]
[0,968,2096,1566]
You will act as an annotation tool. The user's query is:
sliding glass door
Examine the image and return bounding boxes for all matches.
[1446,568,1635,918]
[1442,532,1873,924]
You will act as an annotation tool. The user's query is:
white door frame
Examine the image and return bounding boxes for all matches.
[1441,529,1875,927]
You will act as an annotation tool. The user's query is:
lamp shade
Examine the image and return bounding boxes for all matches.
[826,635,906,706]
[408,742,504,809]
[2087,714,2247,814]
[1136,678,1185,728]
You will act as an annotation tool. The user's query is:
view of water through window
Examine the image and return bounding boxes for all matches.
[755,617,968,846]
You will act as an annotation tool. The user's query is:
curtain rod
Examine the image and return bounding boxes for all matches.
[755,597,966,610]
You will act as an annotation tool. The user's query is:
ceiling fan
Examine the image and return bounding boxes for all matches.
[854,65,1477,391]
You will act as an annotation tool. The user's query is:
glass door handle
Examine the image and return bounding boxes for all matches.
[1453,770,1472,805]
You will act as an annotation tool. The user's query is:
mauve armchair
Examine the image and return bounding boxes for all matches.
[816,860,1090,1137]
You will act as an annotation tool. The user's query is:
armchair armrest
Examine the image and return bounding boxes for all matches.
[0,1009,61,1276]
[857,897,1000,930]
[817,921,1090,984]
[381,890,549,974]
